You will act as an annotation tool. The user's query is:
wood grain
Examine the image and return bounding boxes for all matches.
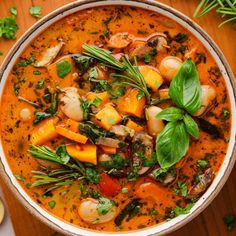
[0,0,236,235]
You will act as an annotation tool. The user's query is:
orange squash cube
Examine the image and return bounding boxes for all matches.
[117,89,146,117]
[65,119,79,132]
[95,104,122,130]
[126,119,144,132]
[139,65,163,92]
[31,119,57,145]
[86,92,109,107]
[66,144,97,165]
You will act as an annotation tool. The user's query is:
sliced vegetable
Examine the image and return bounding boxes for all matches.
[139,65,163,92]
[86,92,109,108]
[66,119,79,132]
[126,119,143,132]
[31,119,57,145]
[100,145,117,154]
[117,89,146,117]
[55,125,88,144]
[95,104,122,130]
[66,144,97,165]
[98,173,121,197]
[34,40,64,67]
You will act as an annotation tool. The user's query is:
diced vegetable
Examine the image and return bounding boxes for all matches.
[30,119,57,145]
[126,119,143,132]
[139,65,163,92]
[55,125,88,144]
[100,145,117,154]
[117,89,146,117]
[86,92,109,107]
[66,119,79,132]
[108,32,133,49]
[95,104,122,130]
[98,173,121,197]
[66,144,97,165]
[159,88,169,99]
[34,40,64,67]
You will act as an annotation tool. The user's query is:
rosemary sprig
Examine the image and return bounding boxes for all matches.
[28,145,100,193]
[83,44,125,71]
[194,0,236,27]
[83,44,151,103]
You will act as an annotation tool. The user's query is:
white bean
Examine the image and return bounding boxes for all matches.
[20,108,31,121]
[193,85,216,116]
[78,198,116,224]
[159,56,182,81]
[60,87,84,121]
[146,106,165,136]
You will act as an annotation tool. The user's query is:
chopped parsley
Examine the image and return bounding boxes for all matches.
[175,181,187,197]
[197,159,208,169]
[48,200,56,209]
[223,214,235,231]
[220,108,230,122]
[97,197,114,215]
[29,6,42,18]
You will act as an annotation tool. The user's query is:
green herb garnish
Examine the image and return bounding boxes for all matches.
[56,60,72,78]
[29,6,42,18]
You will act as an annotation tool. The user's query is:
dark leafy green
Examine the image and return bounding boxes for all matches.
[85,168,100,184]
[156,107,184,121]
[183,114,199,139]
[169,59,201,115]
[156,121,189,169]
[56,60,72,78]
[101,154,129,170]
[33,112,51,125]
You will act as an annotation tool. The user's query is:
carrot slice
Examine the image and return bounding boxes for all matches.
[108,32,134,49]
[100,145,117,154]
[31,119,57,145]
[65,119,79,132]
[66,144,97,165]
[126,119,144,132]
[55,125,87,144]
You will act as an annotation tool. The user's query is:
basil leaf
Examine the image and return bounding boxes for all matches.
[169,59,201,114]
[156,121,189,169]
[183,114,199,139]
[56,60,72,78]
[156,107,184,121]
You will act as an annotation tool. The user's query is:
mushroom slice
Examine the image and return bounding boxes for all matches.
[96,137,120,148]
[186,168,214,199]
[34,40,64,67]
[0,198,4,224]
[147,33,168,52]
[110,125,135,138]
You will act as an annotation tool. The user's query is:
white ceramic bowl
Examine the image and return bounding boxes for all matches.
[0,1,236,235]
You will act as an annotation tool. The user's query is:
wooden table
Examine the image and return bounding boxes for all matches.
[0,1,236,235]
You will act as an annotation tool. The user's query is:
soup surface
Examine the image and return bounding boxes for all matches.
[0,5,231,232]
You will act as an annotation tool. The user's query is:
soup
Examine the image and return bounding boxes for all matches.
[0,5,231,232]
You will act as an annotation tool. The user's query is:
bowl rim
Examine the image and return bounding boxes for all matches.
[0,0,236,235]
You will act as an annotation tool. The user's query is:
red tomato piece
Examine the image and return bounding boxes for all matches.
[98,173,121,197]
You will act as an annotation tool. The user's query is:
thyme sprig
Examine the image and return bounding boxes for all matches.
[194,0,236,27]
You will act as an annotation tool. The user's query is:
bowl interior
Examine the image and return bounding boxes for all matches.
[0,0,236,236]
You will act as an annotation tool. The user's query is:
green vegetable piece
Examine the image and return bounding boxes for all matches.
[48,201,56,209]
[175,181,187,197]
[172,203,194,217]
[169,59,201,115]
[14,174,25,182]
[33,112,51,125]
[85,168,100,184]
[35,80,45,89]
[29,6,42,18]
[0,14,18,40]
[97,197,114,215]
[156,107,184,122]
[56,60,72,78]
[101,154,129,170]
[220,108,230,122]
[183,113,199,139]
[197,159,208,169]
[156,121,189,169]
[223,214,235,231]
[10,7,17,16]
[56,144,70,164]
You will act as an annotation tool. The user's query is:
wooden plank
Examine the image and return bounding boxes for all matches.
[0,0,235,235]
